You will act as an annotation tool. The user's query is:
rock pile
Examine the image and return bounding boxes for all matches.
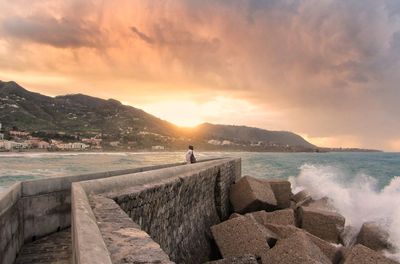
[206,176,398,264]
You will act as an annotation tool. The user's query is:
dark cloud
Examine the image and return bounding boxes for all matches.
[130,22,222,80]
[130,26,154,44]
[1,15,101,48]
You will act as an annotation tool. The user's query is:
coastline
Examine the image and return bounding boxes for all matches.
[0,148,383,154]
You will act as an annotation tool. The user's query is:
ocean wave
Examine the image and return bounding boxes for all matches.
[289,164,400,261]
[0,168,70,178]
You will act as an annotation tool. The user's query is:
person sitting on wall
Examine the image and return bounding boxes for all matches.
[186,145,197,164]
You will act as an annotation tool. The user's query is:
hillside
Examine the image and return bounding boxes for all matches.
[0,81,178,136]
[190,123,315,148]
[0,81,316,151]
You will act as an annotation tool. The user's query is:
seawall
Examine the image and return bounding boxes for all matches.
[0,158,241,264]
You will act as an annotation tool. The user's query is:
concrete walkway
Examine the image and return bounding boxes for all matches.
[15,228,72,264]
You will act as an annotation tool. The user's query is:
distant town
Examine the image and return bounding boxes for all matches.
[0,123,294,152]
[0,122,169,152]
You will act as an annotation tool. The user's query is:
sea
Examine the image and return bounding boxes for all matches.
[1,151,399,260]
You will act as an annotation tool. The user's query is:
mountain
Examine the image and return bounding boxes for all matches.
[190,123,315,148]
[0,81,316,150]
[0,81,178,136]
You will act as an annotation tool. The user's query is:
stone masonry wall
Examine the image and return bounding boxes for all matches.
[0,183,24,264]
[90,195,173,263]
[112,159,240,264]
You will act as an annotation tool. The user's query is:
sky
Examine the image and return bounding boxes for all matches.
[0,0,400,151]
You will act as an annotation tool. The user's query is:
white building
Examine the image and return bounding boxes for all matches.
[82,137,102,146]
[9,131,30,137]
[207,139,222,145]
[152,145,165,150]
[250,141,263,147]
[207,139,234,146]
[55,142,88,150]
[109,141,120,147]
[221,140,233,146]
[2,140,29,150]
[71,142,89,150]
[37,141,50,149]
[50,139,63,145]
[55,143,71,150]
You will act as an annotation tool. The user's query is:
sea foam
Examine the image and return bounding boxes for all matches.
[289,164,400,261]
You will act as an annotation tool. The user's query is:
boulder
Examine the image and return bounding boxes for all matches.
[204,255,258,264]
[210,215,272,259]
[228,213,243,219]
[246,209,296,226]
[356,222,395,252]
[263,223,300,238]
[307,197,337,211]
[292,190,312,204]
[264,224,344,264]
[229,176,277,213]
[299,206,345,243]
[262,231,331,264]
[342,244,398,264]
[341,225,359,247]
[263,179,292,208]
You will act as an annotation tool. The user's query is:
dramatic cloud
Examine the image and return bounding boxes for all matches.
[2,15,101,48]
[0,0,400,150]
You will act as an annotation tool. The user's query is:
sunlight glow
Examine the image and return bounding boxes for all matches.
[299,134,363,149]
[139,96,264,128]
[141,101,205,127]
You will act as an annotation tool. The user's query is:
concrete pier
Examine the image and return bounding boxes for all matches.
[0,158,240,264]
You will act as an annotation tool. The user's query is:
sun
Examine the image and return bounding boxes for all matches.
[169,117,204,128]
[140,101,204,127]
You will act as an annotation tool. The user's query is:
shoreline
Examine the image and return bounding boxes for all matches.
[0,149,384,154]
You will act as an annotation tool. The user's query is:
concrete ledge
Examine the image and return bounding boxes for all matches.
[80,159,232,195]
[22,158,222,197]
[0,182,21,216]
[22,163,185,197]
[0,182,23,264]
[71,183,112,264]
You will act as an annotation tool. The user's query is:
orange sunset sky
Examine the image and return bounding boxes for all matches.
[1,0,400,151]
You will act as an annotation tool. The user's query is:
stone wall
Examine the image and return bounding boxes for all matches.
[110,159,240,263]
[90,195,173,264]
[0,183,24,264]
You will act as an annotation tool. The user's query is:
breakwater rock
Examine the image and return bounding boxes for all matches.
[208,175,398,264]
